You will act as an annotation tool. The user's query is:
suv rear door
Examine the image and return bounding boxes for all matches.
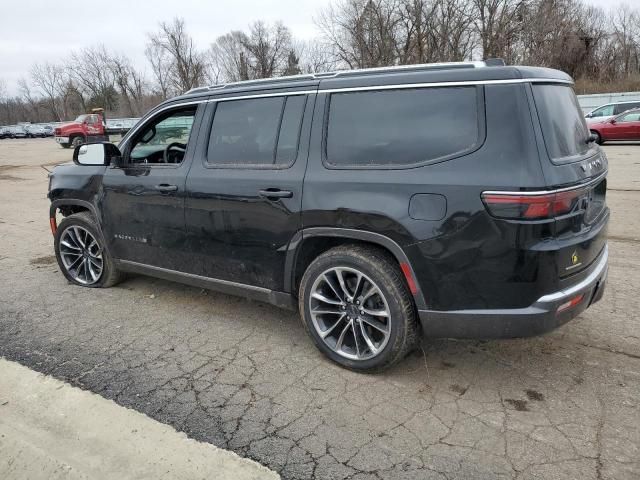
[183,89,315,291]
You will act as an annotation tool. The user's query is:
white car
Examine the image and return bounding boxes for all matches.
[585,100,640,125]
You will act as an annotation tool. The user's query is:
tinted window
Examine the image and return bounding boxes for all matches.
[325,87,479,167]
[613,102,640,115]
[532,85,590,162]
[276,96,306,164]
[208,95,305,167]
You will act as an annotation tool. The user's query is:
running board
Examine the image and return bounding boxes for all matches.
[116,260,296,310]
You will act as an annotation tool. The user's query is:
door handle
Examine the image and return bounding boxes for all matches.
[258,189,293,199]
[154,184,178,192]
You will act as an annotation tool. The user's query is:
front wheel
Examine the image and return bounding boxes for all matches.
[299,245,418,372]
[71,136,85,149]
[54,212,122,288]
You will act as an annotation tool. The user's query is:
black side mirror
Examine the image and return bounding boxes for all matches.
[73,142,122,166]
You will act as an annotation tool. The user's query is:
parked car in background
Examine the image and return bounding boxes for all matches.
[589,108,640,144]
[26,125,47,138]
[585,100,640,125]
[48,61,609,371]
[0,127,11,139]
[42,125,54,137]
[11,126,27,139]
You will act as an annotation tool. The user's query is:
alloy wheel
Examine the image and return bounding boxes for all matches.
[309,267,391,360]
[59,226,103,285]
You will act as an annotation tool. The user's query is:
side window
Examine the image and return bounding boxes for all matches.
[129,107,197,165]
[613,103,635,115]
[591,105,614,117]
[619,111,640,122]
[325,86,479,168]
[207,95,306,167]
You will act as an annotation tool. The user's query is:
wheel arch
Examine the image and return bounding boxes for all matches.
[285,227,427,310]
[49,199,99,235]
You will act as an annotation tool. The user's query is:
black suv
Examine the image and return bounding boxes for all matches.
[48,61,609,371]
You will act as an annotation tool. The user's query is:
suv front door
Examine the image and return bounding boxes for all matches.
[100,103,204,270]
[184,91,314,291]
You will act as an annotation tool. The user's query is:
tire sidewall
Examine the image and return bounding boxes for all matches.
[300,251,409,371]
[54,214,113,288]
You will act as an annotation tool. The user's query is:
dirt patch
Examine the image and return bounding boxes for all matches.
[504,399,529,411]
[0,165,23,172]
[30,255,56,266]
[0,174,25,182]
[449,384,468,396]
[525,389,545,401]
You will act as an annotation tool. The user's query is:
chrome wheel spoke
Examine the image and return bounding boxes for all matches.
[334,320,352,352]
[360,306,389,318]
[312,292,343,306]
[320,313,346,339]
[360,314,389,334]
[309,266,391,361]
[358,319,379,355]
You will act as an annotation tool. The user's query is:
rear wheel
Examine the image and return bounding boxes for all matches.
[590,130,603,145]
[54,212,122,288]
[299,245,418,372]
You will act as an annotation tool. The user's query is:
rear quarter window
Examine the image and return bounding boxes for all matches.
[324,86,481,168]
[532,84,591,163]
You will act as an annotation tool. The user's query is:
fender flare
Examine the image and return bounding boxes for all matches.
[284,227,427,310]
[49,199,100,233]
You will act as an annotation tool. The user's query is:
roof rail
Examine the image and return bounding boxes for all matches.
[185,60,505,95]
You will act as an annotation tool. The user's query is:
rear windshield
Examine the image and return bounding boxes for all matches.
[533,84,591,163]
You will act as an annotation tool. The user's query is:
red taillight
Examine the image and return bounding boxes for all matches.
[557,293,585,313]
[482,188,585,220]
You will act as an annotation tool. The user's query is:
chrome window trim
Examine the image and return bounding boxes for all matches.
[317,78,573,95]
[483,171,607,197]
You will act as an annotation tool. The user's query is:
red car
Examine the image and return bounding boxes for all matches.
[589,108,640,144]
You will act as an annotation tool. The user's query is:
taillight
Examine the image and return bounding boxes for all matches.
[481,187,586,220]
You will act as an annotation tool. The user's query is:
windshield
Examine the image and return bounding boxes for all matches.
[533,84,592,163]
[74,115,87,123]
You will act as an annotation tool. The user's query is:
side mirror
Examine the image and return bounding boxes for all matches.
[585,113,592,118]
[73,142,122,166]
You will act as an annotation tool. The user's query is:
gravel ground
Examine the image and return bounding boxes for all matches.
[1,138,639,480]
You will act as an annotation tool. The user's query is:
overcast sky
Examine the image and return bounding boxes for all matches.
[0,0,631,95]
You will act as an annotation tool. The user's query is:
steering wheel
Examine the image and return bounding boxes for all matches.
[163,142,187,163]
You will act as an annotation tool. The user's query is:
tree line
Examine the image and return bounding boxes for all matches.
[1,0,640,125]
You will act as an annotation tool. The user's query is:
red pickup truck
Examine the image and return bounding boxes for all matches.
[54,111,109,148]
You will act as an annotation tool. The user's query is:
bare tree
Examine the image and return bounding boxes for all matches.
[145,43,173,98]
[30,62,66,121]
[209,31,252,82]
[68,45,118,110]
[109,54,146,116]
[148,18,206,93]
[243,21,294,78]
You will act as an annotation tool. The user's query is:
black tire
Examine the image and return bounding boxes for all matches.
[299,245,419,372]
[591,130,603,145]
[71,135,85,149]
[54,211,122,288]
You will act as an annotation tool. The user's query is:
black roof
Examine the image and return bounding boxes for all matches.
[168,60,573,104]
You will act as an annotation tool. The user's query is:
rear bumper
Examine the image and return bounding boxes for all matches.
[419,244,608,338]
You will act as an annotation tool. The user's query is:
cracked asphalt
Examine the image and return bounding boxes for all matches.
[1,138,639,480]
